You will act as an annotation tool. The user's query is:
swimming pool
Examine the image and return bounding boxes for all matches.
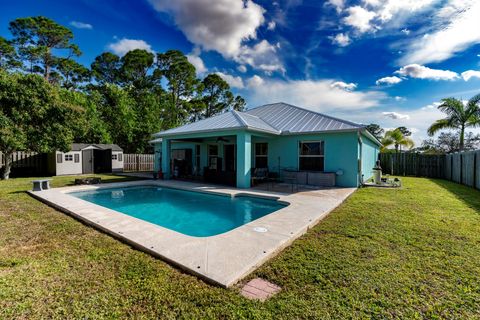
[70,186,287,237]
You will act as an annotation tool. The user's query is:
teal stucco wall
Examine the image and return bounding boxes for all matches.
[153,129,379,188]
[360,133,379,182]
[255,132,360,187]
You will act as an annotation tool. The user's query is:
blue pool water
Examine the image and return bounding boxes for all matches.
[70,186,287,237]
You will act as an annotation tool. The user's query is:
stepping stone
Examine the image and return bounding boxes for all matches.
[241,278,281,301]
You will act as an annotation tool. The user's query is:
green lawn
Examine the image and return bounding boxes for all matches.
[1,175,479,319]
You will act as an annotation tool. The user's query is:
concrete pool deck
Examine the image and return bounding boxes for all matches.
[28,180,356,288]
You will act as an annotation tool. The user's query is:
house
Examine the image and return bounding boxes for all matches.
[151,102,381,188]
[47,143,124,176]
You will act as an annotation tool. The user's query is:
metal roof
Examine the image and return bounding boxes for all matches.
[245,102,363,133]
[153,102,364,138]
[71,143,123,151]
[154,110,279,137]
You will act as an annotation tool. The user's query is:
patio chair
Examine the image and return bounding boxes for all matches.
[251,167,269,186]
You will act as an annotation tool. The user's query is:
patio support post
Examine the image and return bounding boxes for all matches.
[236,132,252,188]
[161,138,171,179]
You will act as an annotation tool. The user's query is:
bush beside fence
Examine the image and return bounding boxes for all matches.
[379,150,480,190]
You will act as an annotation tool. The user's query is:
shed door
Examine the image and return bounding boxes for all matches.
[82,150,94,174]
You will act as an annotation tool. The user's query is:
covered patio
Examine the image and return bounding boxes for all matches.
[156,130,275,189]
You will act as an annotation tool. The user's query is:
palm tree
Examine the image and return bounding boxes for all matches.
[427,94,480,151]
[381,128,415,152]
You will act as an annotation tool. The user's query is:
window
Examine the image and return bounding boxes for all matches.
[57,154,62,163]
[208,145,218,170]
[65,154,73,161]
[118,153,123,162]
[255,143,268,168]
[299,141,324,171]
[74,154,80,163]
[112,154,118,160]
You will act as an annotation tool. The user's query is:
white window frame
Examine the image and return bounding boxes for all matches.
[112,154,118,160]
[298,140,325,171]
[207,144,218,169]
[64,154,73,161]
[254,142,268,168]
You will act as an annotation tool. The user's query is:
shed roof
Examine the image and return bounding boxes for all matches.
[71,143,123,151]
[153,102,364,138]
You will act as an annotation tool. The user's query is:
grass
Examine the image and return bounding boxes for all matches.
[1,175,479,319]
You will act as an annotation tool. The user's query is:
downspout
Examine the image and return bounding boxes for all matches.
[358,130,364,186]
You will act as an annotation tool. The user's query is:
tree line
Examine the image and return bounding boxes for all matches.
[366,93,480,154]
[0,16,246,179]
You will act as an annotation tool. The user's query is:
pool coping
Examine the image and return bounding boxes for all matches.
[28,180,356,287]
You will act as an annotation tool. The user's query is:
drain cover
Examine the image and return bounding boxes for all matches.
[253,227,268,233]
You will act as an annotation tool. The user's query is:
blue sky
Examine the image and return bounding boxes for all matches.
[1,0,480,143]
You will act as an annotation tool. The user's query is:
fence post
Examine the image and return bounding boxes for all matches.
[460,153,463,185]
[451,156,453,181]
[390,155,393,175]
[473,152,477,189]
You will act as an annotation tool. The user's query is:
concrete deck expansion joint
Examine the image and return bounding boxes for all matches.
[28,179,355,287]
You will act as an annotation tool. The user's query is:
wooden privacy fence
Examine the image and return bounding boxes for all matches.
[0,152,47,176]
[379,150,480,190]
[379,153,446,178]
[123,154,154,172]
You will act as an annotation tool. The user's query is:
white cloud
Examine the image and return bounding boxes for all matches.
[237,65,247,73]
[343,6,376,33]
[376,76,403,85]
[267,21,276,30]
[330,33,351,47]
[234,40,285,74]
[362,0,381,6]
[246,78,385,111]
[394,96,406,101]
[330,81,357,91]
[186,52,207,74]
[148,0,264,57]
[70,21,93,30]
[215,72,244,89]
[327,0,345,13]
[382,111,410,120]
[337,0,435,45]
[147,0,286,73]
[335,103,446,144]
[247,75,264,87]
[395,64,459,80]
[400,1,480,64]
[107,38,153,56]
[374,0,435,22]
[421,101,441,110]
[461,70,480,81]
